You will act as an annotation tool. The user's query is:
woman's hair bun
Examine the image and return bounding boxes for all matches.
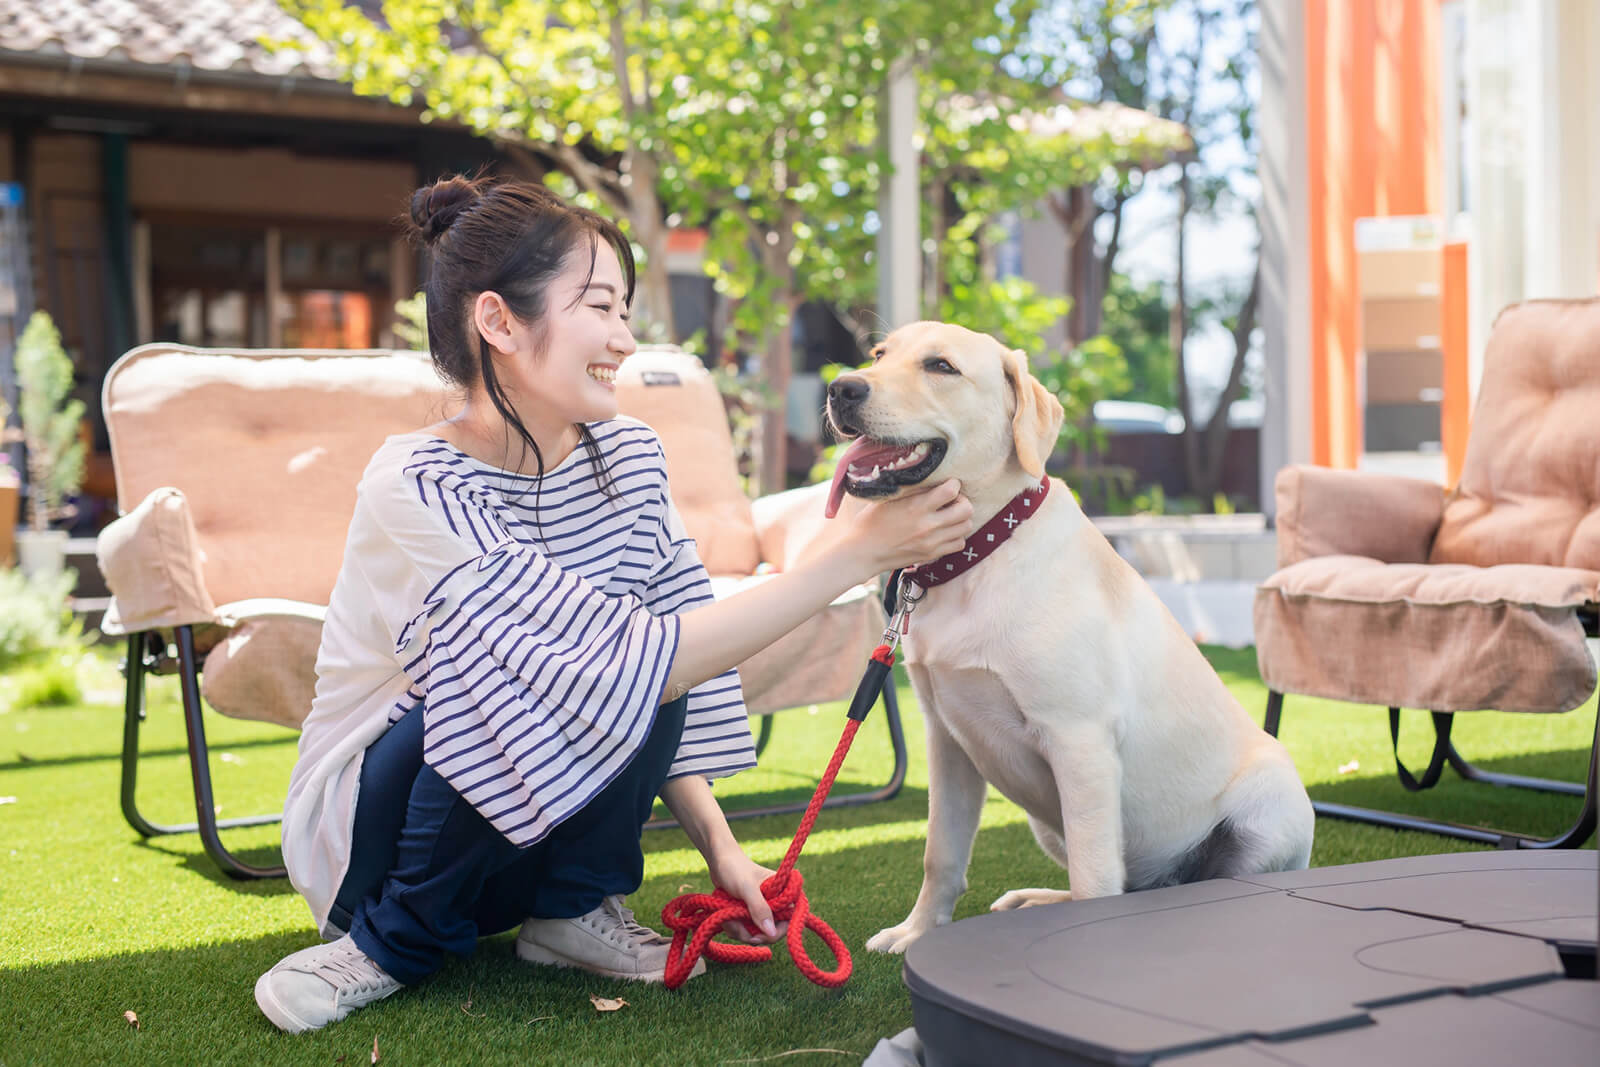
[409,177,481,245]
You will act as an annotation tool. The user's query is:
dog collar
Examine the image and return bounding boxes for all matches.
[908,477,1050,588]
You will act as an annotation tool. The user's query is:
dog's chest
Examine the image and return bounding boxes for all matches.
[913,664,1059,820]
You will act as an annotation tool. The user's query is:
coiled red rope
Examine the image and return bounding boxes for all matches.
[660,644,896,989]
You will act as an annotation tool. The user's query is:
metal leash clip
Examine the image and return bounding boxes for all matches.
[880,575,925,656]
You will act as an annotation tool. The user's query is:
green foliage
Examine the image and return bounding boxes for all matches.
[13,312,85,531]
[6,653,83,710]
[1099,271,1176,407]
[393,291,429,351]
[0,567,84,671]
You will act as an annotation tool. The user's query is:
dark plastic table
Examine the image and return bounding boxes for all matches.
[903,851,1598,1066]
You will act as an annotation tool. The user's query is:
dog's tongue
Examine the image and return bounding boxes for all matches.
[825,437,917,519]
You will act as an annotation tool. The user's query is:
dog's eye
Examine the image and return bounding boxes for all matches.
[923,356,960,375]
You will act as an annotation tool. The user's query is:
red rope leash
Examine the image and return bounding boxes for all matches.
[660,643,897,989]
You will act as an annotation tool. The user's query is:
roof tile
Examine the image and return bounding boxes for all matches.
[0,0,339,81]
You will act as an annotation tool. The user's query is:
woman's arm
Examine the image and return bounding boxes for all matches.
[659,773,781,942]
[660,478,971,700]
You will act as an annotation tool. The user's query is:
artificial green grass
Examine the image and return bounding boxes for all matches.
[0,645,1594,1065]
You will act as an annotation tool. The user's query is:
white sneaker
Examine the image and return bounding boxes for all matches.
[515,895,707,983]
[254,935,402,1033]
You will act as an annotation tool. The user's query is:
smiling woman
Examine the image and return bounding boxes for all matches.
[251,175,973,1035]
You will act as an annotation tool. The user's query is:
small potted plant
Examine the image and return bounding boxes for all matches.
[12,311,84,578]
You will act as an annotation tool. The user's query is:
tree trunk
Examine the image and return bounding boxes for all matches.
[625,177,677,341]
[1173,164,1204,496]
[1195,261,1261,503]
[757,298,794,496]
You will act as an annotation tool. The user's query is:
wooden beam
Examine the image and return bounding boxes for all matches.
[0,63,423,127]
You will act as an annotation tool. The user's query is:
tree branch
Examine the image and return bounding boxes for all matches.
[460,22,630,211]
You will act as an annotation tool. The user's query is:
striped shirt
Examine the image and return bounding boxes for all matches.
[281,420,755,933]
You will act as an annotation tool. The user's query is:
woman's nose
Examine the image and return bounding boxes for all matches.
[611,323,638,357]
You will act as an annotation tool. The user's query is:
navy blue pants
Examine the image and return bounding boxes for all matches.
[329,696,689,985]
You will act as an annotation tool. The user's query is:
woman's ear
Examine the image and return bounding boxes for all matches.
[1005,348,1065,479]
[473,291,519,356]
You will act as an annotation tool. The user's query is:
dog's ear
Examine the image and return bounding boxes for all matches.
[1005,348,1065,478]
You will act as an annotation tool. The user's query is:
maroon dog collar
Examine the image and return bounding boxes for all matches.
[908,477,1050,588]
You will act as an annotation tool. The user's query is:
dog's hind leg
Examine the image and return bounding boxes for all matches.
[1210,750,1314,877]
[990,816,1073,911]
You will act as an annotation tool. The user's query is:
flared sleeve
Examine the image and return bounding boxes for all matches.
[366,450,680,848]
[643,500,757,782]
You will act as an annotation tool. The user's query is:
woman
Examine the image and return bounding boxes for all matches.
[254,175,972,1033]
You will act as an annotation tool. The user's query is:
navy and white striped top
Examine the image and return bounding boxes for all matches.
[283,419,755,923]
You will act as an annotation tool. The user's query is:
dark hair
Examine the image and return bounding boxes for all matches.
[406,174,636,506]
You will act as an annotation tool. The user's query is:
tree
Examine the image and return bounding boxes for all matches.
[1029,0,1260,507]
[1101,271,1175,407]
[281,0,1045,492]
[1152,0,1259,505]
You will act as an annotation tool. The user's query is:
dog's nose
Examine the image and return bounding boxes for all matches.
[828,376,870,409]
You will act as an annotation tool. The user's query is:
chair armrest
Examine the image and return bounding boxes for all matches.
[1274,465,1446,568]
[750,482,834,571]
[96,487,218,635]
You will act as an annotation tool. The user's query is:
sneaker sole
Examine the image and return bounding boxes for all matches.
[513,938,706,983]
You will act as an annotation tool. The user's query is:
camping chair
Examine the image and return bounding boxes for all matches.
[1254,297,1600,849]
[615,347,906,829]
[97,343,898,880]
[97,344,456,879]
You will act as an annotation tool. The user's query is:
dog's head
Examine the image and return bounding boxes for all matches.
[823,321,1064,517]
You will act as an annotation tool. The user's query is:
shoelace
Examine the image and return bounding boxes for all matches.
[596,896,669,947]
[316,949,389,996]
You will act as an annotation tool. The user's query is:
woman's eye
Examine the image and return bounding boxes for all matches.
[924,357,959,375]
[591,303,612,314]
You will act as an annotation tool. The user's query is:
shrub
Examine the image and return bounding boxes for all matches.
[0,567,83,670]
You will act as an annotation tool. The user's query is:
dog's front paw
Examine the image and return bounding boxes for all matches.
[866,919,935,954]
[990,888,1073,912]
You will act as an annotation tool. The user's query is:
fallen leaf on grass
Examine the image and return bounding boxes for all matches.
[460,987,484,1018]
[525,1015,554,1026]
[371,1035,380,1064]
[123,1010,140,1031]
[589,995,628,1013]
[1337,760,1360,775]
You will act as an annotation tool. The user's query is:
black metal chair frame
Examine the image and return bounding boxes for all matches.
[1263,605,1600,849]
[119,626,288,880]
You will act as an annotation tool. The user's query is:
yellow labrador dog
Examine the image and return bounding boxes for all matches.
[821,321,1314,955]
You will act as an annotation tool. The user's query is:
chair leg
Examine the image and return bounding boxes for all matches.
[119,628,286,879]
[646,672,910,830]
[1266,690,1599,849]
[1444,739,1588,796]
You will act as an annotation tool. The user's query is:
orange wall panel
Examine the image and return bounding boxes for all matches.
[1304,0,1443,468]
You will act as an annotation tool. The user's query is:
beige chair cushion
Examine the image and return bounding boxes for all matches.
[1274,466,1444,568]
[1431,299,1600,571]
[200,605,326,729]
[615,347,762,577]
[1255,555,1600,713]
[103,345,454,609]
[710,576,881,716]
[97,487,217,634]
